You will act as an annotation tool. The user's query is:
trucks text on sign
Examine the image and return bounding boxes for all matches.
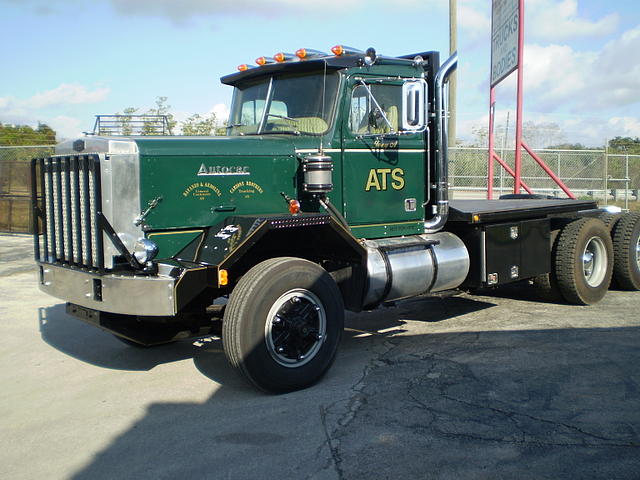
[491,0,520,87]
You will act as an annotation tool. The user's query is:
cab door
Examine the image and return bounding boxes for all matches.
[341,77,428,238]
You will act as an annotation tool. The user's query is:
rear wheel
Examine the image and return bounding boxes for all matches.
[533,229,562,302]
[222,257,344,393]
[596,211,621,231]
[554,218,613,305]
[532,272,562,302]
[612,212,640,290]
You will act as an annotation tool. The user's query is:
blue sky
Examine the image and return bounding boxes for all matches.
[1,0,638,146]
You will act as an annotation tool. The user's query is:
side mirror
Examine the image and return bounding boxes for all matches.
[402,80,427,132]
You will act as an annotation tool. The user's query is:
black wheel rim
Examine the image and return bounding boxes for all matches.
[265,289,327,368]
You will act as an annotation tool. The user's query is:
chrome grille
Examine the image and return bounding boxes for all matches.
[33,155,104,270]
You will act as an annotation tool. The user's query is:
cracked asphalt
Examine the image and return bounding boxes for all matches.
[1,233,640,479]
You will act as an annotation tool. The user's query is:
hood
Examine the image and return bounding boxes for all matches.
[133,135,298,157]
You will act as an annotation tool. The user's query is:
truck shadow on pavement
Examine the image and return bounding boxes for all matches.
[38,295,495,379]
[44,293,640,479]
[66,321,640,480]
[38,304,200,371]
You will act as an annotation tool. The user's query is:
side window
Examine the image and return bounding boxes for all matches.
[349,83,402,134]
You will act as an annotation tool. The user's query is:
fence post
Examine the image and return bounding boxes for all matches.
[604,145,609,206]
[625,149,630,211]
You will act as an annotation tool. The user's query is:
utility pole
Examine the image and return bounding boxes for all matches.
[448,0,457,148]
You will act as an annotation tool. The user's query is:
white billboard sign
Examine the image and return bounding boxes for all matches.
[491,0,520,87]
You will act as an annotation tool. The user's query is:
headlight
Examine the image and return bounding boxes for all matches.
[133,238,159,264]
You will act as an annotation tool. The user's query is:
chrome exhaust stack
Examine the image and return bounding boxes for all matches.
[425,52,458,233]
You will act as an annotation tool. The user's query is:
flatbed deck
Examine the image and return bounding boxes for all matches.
[448,199,598,224]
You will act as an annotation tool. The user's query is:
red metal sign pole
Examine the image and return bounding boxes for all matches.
[487,88,496,199]
[513,0,525,194]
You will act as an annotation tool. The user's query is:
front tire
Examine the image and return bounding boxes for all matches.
[222,257,344,393]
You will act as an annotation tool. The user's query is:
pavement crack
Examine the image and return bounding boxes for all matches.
[440,393,638,446]
[311,339,401,479]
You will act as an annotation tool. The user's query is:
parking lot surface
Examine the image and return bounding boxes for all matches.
[1,233,639,479]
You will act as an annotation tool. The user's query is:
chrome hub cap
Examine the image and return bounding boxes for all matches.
[582,237,607,287]
[265,289,326,368]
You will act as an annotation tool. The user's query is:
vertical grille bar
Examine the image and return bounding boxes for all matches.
[54,157,65,262]
[72,156,83,265]
[46,158,57,261]
[91,156,105,271]
[31,159,41,261]
[39,157,49,260]
[64,157,74,264]
[81,156,93,267]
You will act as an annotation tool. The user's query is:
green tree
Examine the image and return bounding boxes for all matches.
[546,143,587,150]
[608,136,640,154]
[181,113,217,136]
[0,122,56,146]
[113,107,138,136]
[144,96,176,134]
[522,121,566,149]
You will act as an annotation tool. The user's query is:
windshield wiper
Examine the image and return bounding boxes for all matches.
[260,130,301,136]
[266,114,299,123]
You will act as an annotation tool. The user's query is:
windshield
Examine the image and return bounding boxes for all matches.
[227,72,339,136]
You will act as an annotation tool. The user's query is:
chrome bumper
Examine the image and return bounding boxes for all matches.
[38,263,177,316]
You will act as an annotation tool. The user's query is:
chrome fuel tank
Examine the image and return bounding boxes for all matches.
[363,232,469,308]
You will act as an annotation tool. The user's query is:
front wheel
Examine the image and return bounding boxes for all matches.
[222,257,344,393]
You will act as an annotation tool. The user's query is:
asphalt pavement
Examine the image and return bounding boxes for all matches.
[1,233,639,479]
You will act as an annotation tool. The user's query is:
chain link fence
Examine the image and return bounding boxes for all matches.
[0,145,54,233]
[450,147,640,209]
[1,145,639,233]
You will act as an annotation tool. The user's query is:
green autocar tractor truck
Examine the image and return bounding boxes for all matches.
[31,46,640,392]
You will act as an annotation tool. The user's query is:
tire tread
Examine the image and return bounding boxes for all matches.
[612,212,640,290]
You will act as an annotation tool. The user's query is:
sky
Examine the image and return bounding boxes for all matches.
[0,0,639,147]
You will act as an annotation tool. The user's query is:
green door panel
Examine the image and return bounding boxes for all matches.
[341,77,427,237]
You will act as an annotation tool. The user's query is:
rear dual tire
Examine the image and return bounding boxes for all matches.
[539,218,613,305]
[612,212,640,290]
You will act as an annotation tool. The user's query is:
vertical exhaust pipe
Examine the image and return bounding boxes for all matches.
[424,52,458,233]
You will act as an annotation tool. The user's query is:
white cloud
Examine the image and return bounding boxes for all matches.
[24,84,110,109]
[488,25,640,115]
[0,83,110,139]
[210,103,230,123]
[48,115,85,140]
[107,0,408,23]
[608,117,640,138]
[528,0,619,40]
[0,84,110,113]
[458,0,618,42]
[458,4,491,38]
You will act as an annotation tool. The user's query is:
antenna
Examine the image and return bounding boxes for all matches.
[319,59,327,154]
